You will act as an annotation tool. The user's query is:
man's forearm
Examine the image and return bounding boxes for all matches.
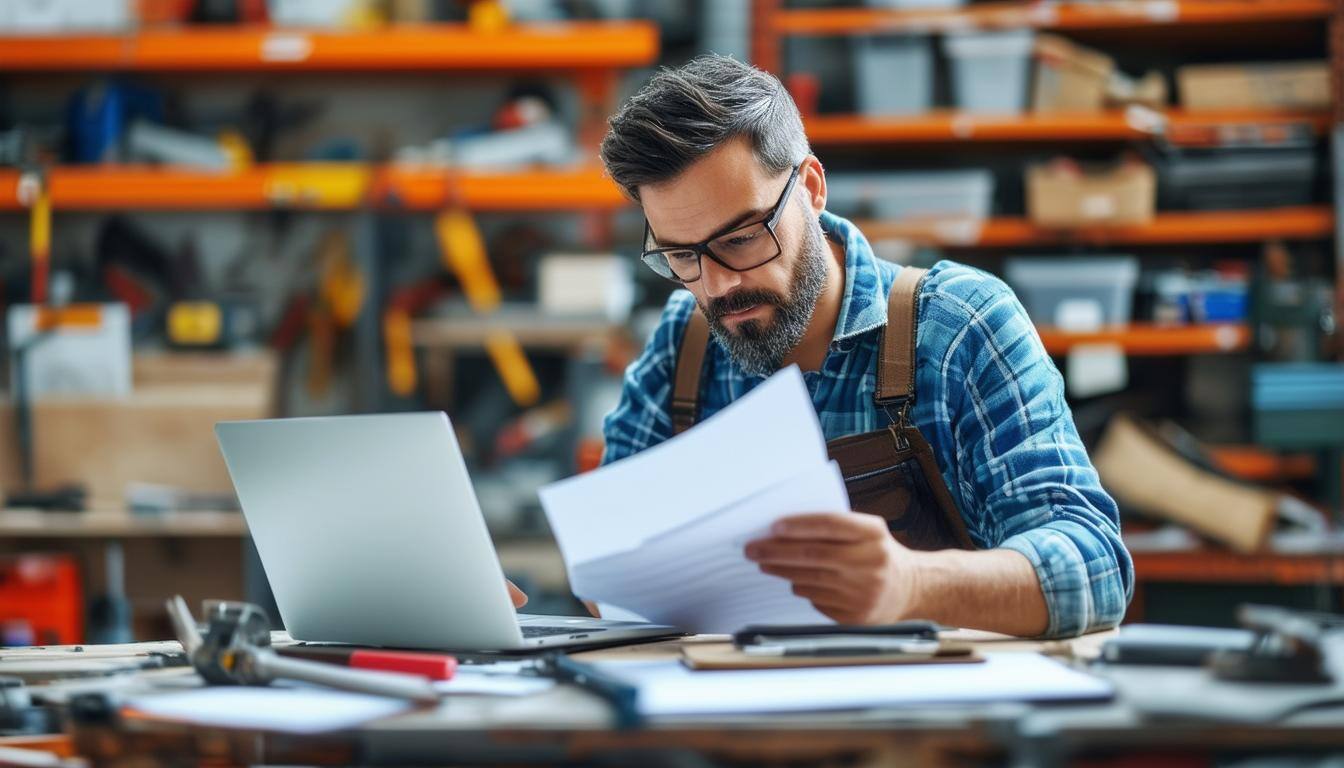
[905,548,1049,637]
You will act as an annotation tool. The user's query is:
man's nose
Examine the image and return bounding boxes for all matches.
[699,254,742,298]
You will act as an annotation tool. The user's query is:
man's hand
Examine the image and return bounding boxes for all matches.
[506,579,528,609]
[744,512,917,624]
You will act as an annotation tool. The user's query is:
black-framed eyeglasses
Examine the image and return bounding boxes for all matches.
[640,164,801,284]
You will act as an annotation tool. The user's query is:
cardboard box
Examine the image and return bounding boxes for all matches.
[1027,159,1156,228]
[1094,414,1275,554]
[1178,61,1330,111]
[0,352,276,508]
[1032,34,1115,112]
[537,254,634,322]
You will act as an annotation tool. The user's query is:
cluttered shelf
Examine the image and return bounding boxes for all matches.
[767,0,1332,36]
[0,21,659,71]
[854,206,1334,247]
[0,165,629,211]
[1036,323,1249,356]
[804,109,1332,145]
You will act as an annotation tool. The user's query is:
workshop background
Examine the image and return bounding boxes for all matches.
[0,0,1340,645]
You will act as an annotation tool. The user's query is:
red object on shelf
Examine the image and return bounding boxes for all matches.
[786,72,821,117]
[575,437,605,474]
[0,554,83,646]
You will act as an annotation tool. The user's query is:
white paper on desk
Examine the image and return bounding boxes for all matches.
[434,671,556,697]
[539,365,828,566]
[125,686,411,734]
[593,653,1113,717]
[570,461,845,633]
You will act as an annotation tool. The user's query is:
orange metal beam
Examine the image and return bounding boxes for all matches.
[1035,323,1250,356]
[772,0,1332,36]
[856,207,1335,247]
[1208,446,1318,483]
[0,21,659,71]
[0,165,629,211]
[1131,548,1344,584]
[805,110,1332,145]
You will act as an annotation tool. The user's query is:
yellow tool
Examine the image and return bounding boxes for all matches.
[467,0,509,33]
[436,207,501,312]
[318,230,365,329]
[432,208,540,407]
[266,164,371,209]
[384,309,417,397]
[24,171,50,305]
[167,302,224,346]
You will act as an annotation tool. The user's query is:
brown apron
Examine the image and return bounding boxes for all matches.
[670,267,975,552]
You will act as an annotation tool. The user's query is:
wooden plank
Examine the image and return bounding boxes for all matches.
[0,510,246,537]
[410,316,620,350]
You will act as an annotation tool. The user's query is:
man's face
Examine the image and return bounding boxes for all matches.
[640,137,829,375]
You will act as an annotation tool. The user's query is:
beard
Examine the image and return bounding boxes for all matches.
[697,217,830,377]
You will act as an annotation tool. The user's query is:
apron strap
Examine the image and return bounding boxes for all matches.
[671,309,710,435]
[875,266,928,410]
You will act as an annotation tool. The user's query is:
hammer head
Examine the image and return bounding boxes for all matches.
[193,601,275,685]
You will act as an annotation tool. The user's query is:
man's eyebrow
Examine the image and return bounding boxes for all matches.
[650,206,768,248]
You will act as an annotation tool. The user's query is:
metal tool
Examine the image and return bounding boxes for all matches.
[1210,604,1341,684]
[166,596,440,704]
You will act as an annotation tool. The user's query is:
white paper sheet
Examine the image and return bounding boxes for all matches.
[539,365,849,633]
[433,672,556,697]
[539,366,828,566]
[125,686,411,733]
[593,653,1113,717]
[569,461,846,633]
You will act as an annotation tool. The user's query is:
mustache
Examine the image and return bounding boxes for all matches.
[704,289,784,323]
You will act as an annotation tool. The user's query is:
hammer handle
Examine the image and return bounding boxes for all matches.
[253,650,440,704]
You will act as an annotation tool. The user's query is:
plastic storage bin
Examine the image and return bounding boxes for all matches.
[826,170,993,221]
[1155,148,1319,211]
[942,29,1034,113]
[1004,257,1139,328]
[854,35,933,116]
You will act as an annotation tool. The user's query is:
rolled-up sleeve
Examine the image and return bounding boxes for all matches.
[938,279,1133,638]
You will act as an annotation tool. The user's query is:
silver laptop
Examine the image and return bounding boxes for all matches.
[214,412,678,651]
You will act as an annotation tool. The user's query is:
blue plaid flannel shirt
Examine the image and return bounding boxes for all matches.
[602,211,1133,638]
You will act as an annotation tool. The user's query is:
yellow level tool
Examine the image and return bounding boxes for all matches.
[425,208,540,407]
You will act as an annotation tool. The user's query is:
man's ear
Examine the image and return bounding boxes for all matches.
[799,154,826,216]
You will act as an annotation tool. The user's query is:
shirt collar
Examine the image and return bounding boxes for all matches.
[821,210,889,346]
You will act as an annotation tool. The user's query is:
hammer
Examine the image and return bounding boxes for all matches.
[166,596,440,704]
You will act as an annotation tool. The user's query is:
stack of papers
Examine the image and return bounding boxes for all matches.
[126,686,411,734]
[592,653,1114,717]
[540,366,849,633]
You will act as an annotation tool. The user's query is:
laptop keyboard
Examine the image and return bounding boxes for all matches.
[521,625,607,638]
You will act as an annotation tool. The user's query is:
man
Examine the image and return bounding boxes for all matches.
[530,55,1130,638]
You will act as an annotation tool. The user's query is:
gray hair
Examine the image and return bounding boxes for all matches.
[600,54,810,201]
